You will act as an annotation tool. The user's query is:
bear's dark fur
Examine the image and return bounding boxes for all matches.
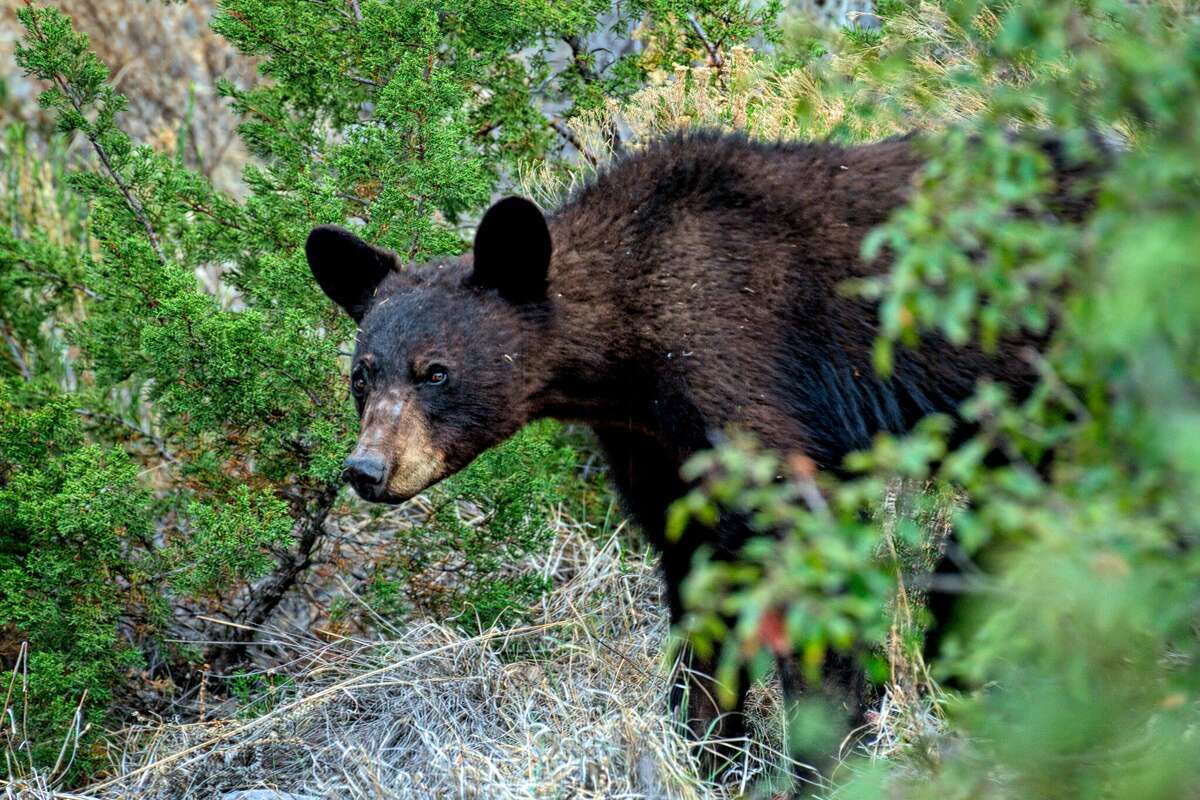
[307,131,1097,781]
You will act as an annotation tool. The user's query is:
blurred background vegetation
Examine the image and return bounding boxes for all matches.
[0,0,1197,797]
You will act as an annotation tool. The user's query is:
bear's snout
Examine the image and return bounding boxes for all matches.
[344,451,387,500]
[347,390,448,504]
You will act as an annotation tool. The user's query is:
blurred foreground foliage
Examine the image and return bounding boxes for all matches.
[668,0,1200,796]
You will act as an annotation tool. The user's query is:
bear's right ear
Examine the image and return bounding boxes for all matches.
[468,196,551,304]
[306,225,397,322]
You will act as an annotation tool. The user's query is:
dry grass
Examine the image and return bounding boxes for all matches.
[5,488,954,800]
[518,46,848,207]
[518,0,1044,211]
[516,38,911,207]
[6,526,802,800]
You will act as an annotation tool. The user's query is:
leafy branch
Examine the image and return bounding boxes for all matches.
[16,3,166,265]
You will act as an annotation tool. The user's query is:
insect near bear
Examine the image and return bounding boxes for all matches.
[307,130,1097,783]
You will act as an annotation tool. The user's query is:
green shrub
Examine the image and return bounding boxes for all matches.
[4,0,774,780]
[0,385,147,774]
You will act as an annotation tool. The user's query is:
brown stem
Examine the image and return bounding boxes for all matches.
[564,34,602,83]
[562,35,622,153]
[1,322,32,381]
[686,14,724,70]
[548,118,599,168]
[75,408,178,464]
[209,480,343,672]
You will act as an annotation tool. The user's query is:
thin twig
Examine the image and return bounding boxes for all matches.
[1,322,32,381]
[76,408,178,464]
[548,118,599,168]
[563,35,623,152]
[209,480,343,671]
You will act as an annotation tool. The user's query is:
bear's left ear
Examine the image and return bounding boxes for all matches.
[306,225,398,322]
[468,196,552,304]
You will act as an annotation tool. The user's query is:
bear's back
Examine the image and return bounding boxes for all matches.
[545,133,959,465]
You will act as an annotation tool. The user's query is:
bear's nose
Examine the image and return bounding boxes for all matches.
[343,452,387,499]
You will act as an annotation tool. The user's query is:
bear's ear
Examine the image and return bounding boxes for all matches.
[306,225,397,322]
[468,196,552,304]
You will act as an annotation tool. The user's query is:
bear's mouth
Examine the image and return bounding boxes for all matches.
[379,453,447,503]
[353,472,448,505]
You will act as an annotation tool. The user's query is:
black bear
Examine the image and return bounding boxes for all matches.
[306,131,1095,779]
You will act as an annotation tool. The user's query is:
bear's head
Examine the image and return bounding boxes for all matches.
[307,196,553,503]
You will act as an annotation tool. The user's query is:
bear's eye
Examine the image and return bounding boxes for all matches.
[351,364,369,397]
[424,364,449,386]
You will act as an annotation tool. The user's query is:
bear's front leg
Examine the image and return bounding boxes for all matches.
[776,648,870,792]
[594,426,752,767]
[661,555,752,772]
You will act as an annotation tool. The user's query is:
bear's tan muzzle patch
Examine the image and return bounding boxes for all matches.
[357,390,446,501]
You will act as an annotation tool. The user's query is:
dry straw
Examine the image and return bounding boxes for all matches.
[5,500,947,799]
[5,527,798,799]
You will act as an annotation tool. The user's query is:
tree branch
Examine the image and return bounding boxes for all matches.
[1,322,32,381]
[564,34,603,83]
[562,35,623,154]
[548,118,599,168]
[208,480,342,671]
[75,408,178,464]
[23,1,168,266]
[686,14,724,70]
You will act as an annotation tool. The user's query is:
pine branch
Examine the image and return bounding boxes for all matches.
[1,322,33,382]
[75,409,178,464]
[561,34,623,153]
[209,480,342,671]
[548,118,599,168]
[20,1,167,266]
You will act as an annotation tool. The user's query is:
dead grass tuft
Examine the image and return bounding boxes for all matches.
[3,484,959,800]
[7,487,957,799]
[7,527,795,799]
